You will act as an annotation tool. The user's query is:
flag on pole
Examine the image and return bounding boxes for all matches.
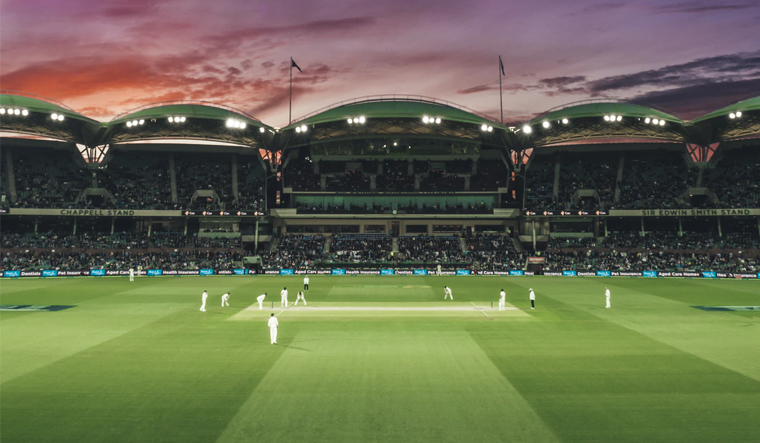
[291,58,302,72]
[499,56,505,76]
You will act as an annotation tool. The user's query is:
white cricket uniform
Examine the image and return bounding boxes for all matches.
[281,289,288,307]
[437,264,442,275]
[129,268,134,282]
[268,316,279,344]
[499,291,506,311]
[605,289,611,308]
[444,287,453,300]
[303,276,310,290]
[200,291,208,312]
[529,290,535,309]
[221,293,230,307]
[295,291,307,306]
[257,294,266,309]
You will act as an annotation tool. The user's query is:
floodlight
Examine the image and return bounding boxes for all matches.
[347,118,353,124]
[58,115,65,121]
[52,113,58,120]
[295,126,301,133]
[652,119,659,125]
[729,113,736,119]
[659,120,665,126]
[127,121,132,127]
[736,111,742,118]
[0,108,5,114]
[645,118,650,124]
[21,109,29,116]
[522,125,532,134]
[226,118,234,127]
[358,116,365,123]
[181,117,186,122]
[481,124,488,131]
[14,109,21,115]
[561,118,569,124]
[300,125,307,132]
[422,116,430,123]
[393,142,398,146]
[604,115,610,121]
[240,122,246,129]
[168,117,174,122]
[487,126,493,132]
[139,120,144,125]
[259,127,265,133]
[616,115,622,122]
[435,118,441,124]
[542,121,550,129]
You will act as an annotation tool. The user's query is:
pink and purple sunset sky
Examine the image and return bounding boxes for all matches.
[1,0,758,126]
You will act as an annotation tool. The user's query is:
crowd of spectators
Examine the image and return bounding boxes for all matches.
[326,171,371,192]
[524,157,562,212]
[615,151,690,209]
[11,149,91,208]
[419,171,465,192]
[465,234,525,270]
[702,147,760,208]
[284,157,320,191]
[558,153,618,211]
[97,153,173,209]
[262,234,326,269]
[1,230,241,250]
[548,236,600,248]
[397,235,465,263]
[175,154,234,210]
[470,160,508,191]
[329,234,393,262]
[543,250,758,274]
[377,160,414,191]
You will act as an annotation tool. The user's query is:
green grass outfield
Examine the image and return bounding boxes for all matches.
[1,275,759,442]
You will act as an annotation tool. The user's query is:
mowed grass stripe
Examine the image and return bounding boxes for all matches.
[0,307,288,443]
[216,325,560,443]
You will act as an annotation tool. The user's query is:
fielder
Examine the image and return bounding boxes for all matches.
[444,286,453,300]
[605,287,611,308]
[257,293,267,310]
[529,288,535,309]
[129,268,134,282]
[499,289,506,311]
[295,291,307,306]
[437,264,442,275]
[268,313,279,345]
[200,290,208,312]
[280,287,289,307]
[221,292,230,307]
[303,276,310,291]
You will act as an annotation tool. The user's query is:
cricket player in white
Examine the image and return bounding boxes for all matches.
[221,292,230,307]
[129,268,134,282]
[280,287,289,307]
[605,287,611,308]
[268,313,279,344]
[499,289,506,311]
[444,286,453,300]
[303,276,309,291]
[529,288,535,309]
[437,264,442,275]
[200,290,208,312]
[257,293,267,310]
[295,291,307,306]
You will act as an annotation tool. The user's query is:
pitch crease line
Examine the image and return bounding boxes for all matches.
[470,301,490,317]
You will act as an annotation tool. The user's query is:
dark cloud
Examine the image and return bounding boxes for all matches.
[633,78,760,119]
[538,76,587,88]
[227,66,242,76]
[261,61,275,69]
[654,1,759,14]
[587,50,760,93]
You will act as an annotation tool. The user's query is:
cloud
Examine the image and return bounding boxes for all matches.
[654,1,759,14]
[538,76,587,88]
[633,78,760,119]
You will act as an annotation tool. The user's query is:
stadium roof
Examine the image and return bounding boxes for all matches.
[533,100,682,124]
[286,96,504,129]
[110,102,263,124]
[691,96,760,124]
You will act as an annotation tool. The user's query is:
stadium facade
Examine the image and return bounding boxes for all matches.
[1,91,759,278]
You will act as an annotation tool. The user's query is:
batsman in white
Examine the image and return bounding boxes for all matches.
[268,313,279,345]
[444,286,453,300]
[200,290,208,312]
[605,287,611,308]
[257,293,267,310]
[280,287,289,307]
[221,292,230,307]
[295,291,307,306]
[499,289,506,311]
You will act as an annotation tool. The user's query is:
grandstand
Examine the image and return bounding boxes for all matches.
[1,92,759,276]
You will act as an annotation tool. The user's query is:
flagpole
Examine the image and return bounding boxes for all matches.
[499,56,504,125]
[289,57,293,125]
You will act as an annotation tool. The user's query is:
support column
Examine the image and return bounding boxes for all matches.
[408,159,414,176]
[614,154,624,203]
[370,175,377,191]
[111,218,115,235]
[640,216,645,237]
[532,220,536,251]
[73,218,77,235]
[4,150,18,202]
[169,154,178,204]
[717,217,722,237]
[464,175,470,191]
[604,218,608,237]
[34,217,39,235]
[255,219,259,252]
[696,166,705,188]
[678,217,683,237]
[147,222,152,237]
[231,155,239,200]
[320,175,327,191]
[184,218,188,236]
[552,156,561,200]
[414,175,420,191]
